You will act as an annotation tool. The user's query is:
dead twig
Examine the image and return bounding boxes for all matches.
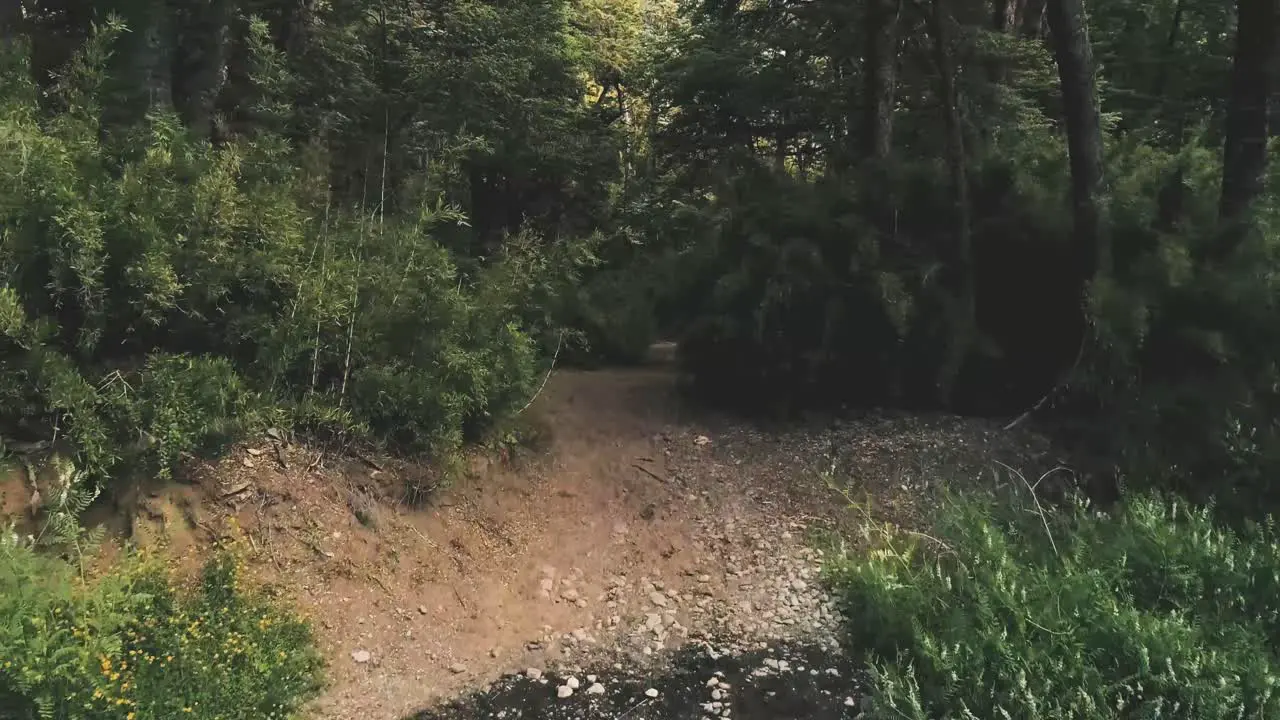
[994,459,1059,558]
[451,583,469,611]
[1004,332,1086,430]
[273,442,290,470]
[632,463,665,483]
[355,452,385,473]
[517,330,564,415]
[368,573,393,596]
[616,698,653,719]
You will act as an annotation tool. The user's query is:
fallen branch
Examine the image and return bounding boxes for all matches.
[1004,323,1088,430]
[517,330,564,415]
[632,463,665,483]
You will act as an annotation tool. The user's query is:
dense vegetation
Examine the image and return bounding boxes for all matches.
[831,488,1280,718]
[0,0,1277,716]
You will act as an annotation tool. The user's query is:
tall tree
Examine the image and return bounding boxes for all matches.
[1217,0,1278,256]
[863,0,902,161]
[926,0,975,406]
[1020,0,1046,37]
[1045,0,1108,282]
[0,0,19,48]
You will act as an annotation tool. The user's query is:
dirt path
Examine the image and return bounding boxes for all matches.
[119,362,1056,719]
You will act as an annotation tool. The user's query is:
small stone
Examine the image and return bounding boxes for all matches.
[566,676,580,689]
[587,674,597,683]
[557,685,574,699]
[645,688,659,698]
[417,606,428,615]
[561,588,580,602]
[449,663,467,674]
[844,697,856,707]
[711,688,723,700]
[649,591,669,608]
[587,683,606,695]
[706,677,720,687]
[351,650,371,664]
[527,668,543,680]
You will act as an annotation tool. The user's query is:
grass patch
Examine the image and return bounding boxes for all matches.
[827,486,1280,719]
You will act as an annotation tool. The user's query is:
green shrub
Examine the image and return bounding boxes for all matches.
[0,23,574,490]
[0,537,323,720]
[829,488,1280,719]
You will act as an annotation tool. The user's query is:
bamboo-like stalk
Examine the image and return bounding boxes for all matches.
[310,190,332,394]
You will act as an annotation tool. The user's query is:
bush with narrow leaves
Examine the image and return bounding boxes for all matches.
[828,487,1280,719]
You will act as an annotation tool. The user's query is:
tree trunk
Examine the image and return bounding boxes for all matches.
[1020,0,1047,38]
[994,0,1020,33]
[1153,0,1188,233]
[927,0,975,408]
[1046,0,1108,282]
[863,0,902,161]
[0,0,20,49]
[1217,0,1278,256]
[170,0,232,140]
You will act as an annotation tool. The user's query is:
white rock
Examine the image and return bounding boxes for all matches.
[587,683,606,695]
[566,676,580,689]
[526,668,543,680]
[645,688,659,698]
[449,663,467,674]
[557,685,574,699]
[351,650,372,664]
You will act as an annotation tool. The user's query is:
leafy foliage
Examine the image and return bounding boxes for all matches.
[829,488,1280,719]
[0,22,589,488]
[0,537,322,720]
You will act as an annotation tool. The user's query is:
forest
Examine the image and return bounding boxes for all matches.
[1,0,1279,717]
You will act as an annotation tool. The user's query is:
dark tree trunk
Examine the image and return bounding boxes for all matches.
[927,0,975,408]
[994,0,1019,33]
[1153,0,1188,233]
[863,0,902,161]
[1217,0,1278,256]
[1020,0,1047,38]
[170,0,232,140]
[0,0,20,48]
[1046,0,1108,281]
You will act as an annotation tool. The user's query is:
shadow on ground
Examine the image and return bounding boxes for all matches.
[408,642,868,720]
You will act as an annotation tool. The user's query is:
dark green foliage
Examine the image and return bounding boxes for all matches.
[829,489,1280,719]
[0,24,583,486]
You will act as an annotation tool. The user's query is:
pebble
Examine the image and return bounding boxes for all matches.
[557,685,574,699]
[526,668,543,680]
[566,676,580,690]
[649,591,669,608]
[645,688,659,698]
[448,663,467,674]
[351,650,371,664]
[587,682,606,695]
